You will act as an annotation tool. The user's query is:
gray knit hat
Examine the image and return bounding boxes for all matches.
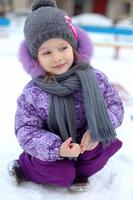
[24,0,78,59]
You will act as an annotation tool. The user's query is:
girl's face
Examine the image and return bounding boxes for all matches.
[37,38,74,75]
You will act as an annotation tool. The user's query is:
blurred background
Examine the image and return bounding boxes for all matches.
[0,0,133,20]
[0,1,133,200]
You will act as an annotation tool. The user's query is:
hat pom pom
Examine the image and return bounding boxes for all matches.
[32,0,57,11]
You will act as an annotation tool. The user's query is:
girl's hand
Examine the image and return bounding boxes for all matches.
[80,131,99,154]
[59,137,81,158]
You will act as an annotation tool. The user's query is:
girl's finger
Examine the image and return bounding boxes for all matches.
[64,137,72,147]
[80,132,87,147]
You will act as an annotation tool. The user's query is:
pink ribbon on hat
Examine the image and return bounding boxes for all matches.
[65,15,78,41]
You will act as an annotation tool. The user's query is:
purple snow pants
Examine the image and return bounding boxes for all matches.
[18,138,122,187]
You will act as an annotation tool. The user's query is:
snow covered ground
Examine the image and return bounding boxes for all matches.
[0,22,133,200]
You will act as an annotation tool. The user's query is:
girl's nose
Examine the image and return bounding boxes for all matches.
[53,52,62,63]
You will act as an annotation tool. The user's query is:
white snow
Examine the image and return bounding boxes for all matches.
[0,16,133,200]
[72,13,113,26]
[116,17,133,29]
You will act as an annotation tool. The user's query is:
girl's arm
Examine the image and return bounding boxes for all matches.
[94,69,124,128]
[15,90,63,162]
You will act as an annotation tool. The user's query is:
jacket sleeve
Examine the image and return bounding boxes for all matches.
[15,85,63,162]
[94,69,124,129]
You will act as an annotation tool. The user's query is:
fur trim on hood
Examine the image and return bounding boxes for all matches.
[18,26,94,77]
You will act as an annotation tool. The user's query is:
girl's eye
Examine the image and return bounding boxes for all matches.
[42,51,51,55]
[61,46,68,51]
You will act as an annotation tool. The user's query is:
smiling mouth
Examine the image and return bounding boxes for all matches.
[53,63,66,68]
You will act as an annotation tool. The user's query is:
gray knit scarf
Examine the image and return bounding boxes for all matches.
[33,64,116,145]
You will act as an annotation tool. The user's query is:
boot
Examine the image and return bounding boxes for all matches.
[7,160,26,185]
[69,176,89,192]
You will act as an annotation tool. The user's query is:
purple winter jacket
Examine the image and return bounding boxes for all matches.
[16,27,124,162]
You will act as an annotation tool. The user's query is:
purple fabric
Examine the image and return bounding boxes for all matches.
[75,26,93,62]
[15,69,124,162]
[18,41,45,77]
[18,26,94,77]
[18,139,122,187]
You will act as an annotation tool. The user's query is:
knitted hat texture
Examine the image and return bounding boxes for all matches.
[24,0,78,59]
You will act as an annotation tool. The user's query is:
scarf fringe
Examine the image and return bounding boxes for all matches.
[90,127,116,145]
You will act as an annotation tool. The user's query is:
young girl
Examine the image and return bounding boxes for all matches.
[8,0,124,192]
